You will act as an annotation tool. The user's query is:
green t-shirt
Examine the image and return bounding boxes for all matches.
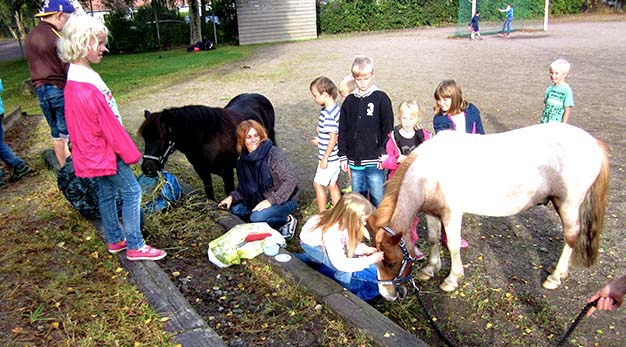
[541,83,574,123]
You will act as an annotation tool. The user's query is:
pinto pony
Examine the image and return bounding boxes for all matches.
[372,123,609,301]
[138,93,275,200]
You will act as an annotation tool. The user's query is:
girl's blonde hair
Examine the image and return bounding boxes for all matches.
[235,120,268,155]
[398,100,421,129]
[58,15,109,63]
[317,192,374,257]
[339,75,356,98]
[433,79,468,116]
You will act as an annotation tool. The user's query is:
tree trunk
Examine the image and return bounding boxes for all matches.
[13,10,26,39]
[189,0,203,44]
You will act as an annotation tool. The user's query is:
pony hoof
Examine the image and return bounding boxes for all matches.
[416,272,432,281]
[542,276,561,290]
[440,280,458,292]
[417,267,435,281]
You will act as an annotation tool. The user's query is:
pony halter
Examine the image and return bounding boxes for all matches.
[142,140,176,165]
[377,226,417,286]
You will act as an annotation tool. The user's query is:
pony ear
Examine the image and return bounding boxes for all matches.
[144,110,151,118]
[390,231,403,245]
[374,228,385,248]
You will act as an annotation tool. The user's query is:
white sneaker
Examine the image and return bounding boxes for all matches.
[279,215,297,239]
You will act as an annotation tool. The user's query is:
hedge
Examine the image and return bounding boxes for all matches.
[319,0,587,34]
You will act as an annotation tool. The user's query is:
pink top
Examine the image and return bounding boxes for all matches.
[381,128,431,179]
[64,64,141,177]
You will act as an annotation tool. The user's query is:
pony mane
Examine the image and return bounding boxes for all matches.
[137,111,166,139]
[372,152,418,228]
[138,106,239,140]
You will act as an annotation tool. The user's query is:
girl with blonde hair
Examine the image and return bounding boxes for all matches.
[59,15,166,260]
[381,100,432,260]
[299,192,383,301]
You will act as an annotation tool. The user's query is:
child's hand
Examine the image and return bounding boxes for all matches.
[368,251,385,264]
[397,154,407,164]
[319,158,328,169]
[362,246,378,255]
[311,137,319,147]
[340,160,348,172]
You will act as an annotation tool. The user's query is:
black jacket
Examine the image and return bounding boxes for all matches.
[338,88,394,166]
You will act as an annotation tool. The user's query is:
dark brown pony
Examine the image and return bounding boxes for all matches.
[371,123,609,301]
[138,93,275,200]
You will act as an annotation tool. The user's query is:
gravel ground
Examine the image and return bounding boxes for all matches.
[120,17,625,346]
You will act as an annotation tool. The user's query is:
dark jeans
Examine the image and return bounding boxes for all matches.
[231,199,298,229]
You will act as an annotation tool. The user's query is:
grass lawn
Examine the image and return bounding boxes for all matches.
[1,45,253,115]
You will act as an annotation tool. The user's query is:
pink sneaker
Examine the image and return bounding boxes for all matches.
[441,232,469,249]
[108,240,128,254]
[414,245,425,261]
[126,245,167,261]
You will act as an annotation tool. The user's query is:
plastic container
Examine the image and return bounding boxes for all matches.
[263,243,279,256]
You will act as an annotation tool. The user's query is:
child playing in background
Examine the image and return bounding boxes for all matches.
[299,192,384,301]
[469,10,483,40]
[338,55,394,207]
[310,77,341,212]
[381,100,431,259]
[498,3,514,38]
[0,78,32,188]
[432,79,485,249]
[59,15,166,261]
[540,59,574,124]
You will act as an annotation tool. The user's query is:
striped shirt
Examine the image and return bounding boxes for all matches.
[317,104,340,162]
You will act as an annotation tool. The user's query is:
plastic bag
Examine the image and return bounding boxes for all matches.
[207,222,286,268]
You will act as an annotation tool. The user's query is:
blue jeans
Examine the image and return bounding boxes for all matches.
[36,84,68,139]
[0,118,24,174]
[502,18,512,34]
[350,165,385,207]
[231,199,298,229]
[300,242,380,301]
[97,159,145,250]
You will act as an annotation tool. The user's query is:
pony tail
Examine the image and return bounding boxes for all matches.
[572,141,609,267]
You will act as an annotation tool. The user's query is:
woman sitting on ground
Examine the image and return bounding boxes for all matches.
[218,120,299,238]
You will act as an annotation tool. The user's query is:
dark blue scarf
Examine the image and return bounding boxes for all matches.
[236,140,274,209]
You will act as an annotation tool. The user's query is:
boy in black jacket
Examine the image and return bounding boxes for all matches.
[338,55,394,206]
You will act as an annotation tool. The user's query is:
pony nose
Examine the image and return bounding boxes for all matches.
[141,161,158,177]
[397,286,408,299]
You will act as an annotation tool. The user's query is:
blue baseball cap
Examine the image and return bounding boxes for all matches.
[35,0,75,17]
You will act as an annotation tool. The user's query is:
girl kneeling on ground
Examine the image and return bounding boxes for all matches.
[299,192,383,301]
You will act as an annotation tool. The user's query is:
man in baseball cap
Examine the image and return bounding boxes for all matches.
[25,0,78,168]
[35,0,76,17]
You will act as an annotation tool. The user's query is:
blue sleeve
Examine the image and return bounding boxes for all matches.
[433,114,452,134]
[469,104,485,134]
